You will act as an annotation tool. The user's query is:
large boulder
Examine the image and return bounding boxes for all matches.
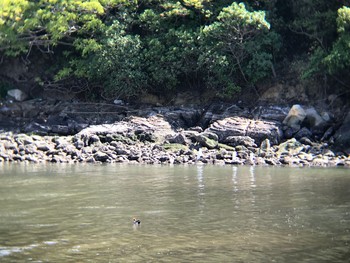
[277,138,304,157]
[200,103,251,127]
[205,116,282,145]
[283,105,332,140]
[251,105,290,122]
[225,136,257,148]
[304,107,331,138]
[194,132,219,149]
[304,107,324,128]
[7,89,28,102]
[75,115,175,146]
[163,107,201,129]
[283,104,306,130]
[333,110,350,154]
[246,119,283,145]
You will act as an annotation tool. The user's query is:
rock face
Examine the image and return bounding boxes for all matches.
[282,104,332,142]
[74,115,175,147]
[333,110,350,154]
[206,117,282,146]
[0,99,349,159]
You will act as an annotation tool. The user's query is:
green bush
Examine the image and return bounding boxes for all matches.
[0,1,283,100]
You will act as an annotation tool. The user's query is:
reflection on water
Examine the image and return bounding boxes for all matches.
[0,163,349,262]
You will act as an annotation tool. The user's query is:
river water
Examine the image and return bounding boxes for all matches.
[0,164,349,262]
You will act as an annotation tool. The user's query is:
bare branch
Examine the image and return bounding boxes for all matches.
[289,26,325,50]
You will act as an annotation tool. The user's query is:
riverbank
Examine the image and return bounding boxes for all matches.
[1,99,350,167]
[1,131,350,167]
[1,110,350,167]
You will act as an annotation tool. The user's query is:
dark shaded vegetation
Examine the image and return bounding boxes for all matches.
[0,0,349,103]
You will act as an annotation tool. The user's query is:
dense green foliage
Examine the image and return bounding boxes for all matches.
[0,0,349,100]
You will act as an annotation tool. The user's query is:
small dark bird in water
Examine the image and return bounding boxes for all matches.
[133,218,141,225]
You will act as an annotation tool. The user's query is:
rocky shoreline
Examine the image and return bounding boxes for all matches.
[0,131,350,167]
[1,100,350,167]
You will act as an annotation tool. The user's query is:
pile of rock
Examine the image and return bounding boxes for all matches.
[1,113,349,166]
[1,93,350,166]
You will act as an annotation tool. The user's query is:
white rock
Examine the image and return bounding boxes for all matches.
[7,89,28,102]
[282,104,306,129]
[113,99,124,105]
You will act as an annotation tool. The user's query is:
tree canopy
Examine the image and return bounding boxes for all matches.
[0,0,349,101]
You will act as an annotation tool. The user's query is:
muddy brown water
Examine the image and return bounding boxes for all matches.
[0,164,349,262]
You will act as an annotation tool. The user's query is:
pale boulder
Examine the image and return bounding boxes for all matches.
[7,89,28,102]
[283,105,306,130]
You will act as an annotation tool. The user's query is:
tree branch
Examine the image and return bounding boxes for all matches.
[289,26,325,50]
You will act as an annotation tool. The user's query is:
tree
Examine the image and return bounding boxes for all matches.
[199,2,279,95]
[0,0,282,100]
[0,0,118,57]
[64,20,146,99]
[324,6,350,74]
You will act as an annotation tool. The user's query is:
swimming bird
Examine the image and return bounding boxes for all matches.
[133,218,141,225]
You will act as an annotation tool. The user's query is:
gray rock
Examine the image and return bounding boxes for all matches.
[260,138,271,152]
[86,156,96,163]
[321,126,334,141]
[94,151,109,162]
[321,112,331,122]
[25,144,37,154]
[311,157,329,167]
[277,138,304,157]
[25,155,39,163]
[283,126,299,139]
[166,133,188,145]
[246,120,282,145]
[89,134,101,145]
[258,138,273,157]
[51,125,70,135]
[12,154,24,161]
[283,104,306,130]
[14,134,33,145]
[280,156,301,166]
[299,137,313,146]
[76,115,175,146]
[252,105,290,122]
[206,117,246,140]
[333,110,350,154]
[23,122,50,135]
[295,127,313,140]
[113,99,124,105]
[35,142,51,152]
[206,117,282,146]
[225,136,257,148]
[188,126,203,133]
[3,141,17,150]
[199,103,251,127]
[74,139,85,150]
[304,107,324,128]
[194,133,218,149]
[311,122,331,140]
[7,89,28,102]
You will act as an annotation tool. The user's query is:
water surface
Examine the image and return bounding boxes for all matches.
[0,164,349,262]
